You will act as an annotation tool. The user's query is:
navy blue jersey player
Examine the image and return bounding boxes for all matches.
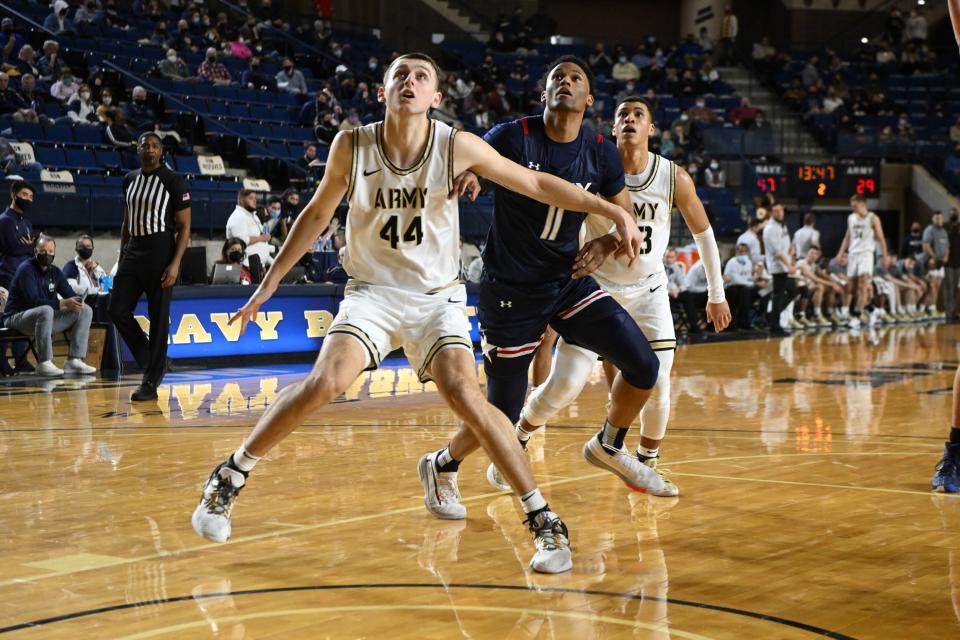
[421,56,677,507]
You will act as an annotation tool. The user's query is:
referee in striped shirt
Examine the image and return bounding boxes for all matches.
[108,132,191,401]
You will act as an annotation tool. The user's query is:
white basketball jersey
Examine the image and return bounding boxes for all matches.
[586,152,675,287]
[343,119,460,293]
[848,212,876,255]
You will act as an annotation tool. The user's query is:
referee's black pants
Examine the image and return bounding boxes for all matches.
[108,233,174,386]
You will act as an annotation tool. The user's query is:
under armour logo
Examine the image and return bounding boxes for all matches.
[500,300,512,308]
[527,162,540,170]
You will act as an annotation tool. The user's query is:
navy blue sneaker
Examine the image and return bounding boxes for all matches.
[931,443,960,493]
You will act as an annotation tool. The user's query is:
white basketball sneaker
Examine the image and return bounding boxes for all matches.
[36,360,63,377]
[63,358,96,375]
[638,454,680,496]
[526,509,573,574]
[192,462,246,543]
[486,462,512,492]
[418,452,466,520]
[583,437,678,496]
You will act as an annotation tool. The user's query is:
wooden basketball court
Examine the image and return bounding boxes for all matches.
[2,324,958,638]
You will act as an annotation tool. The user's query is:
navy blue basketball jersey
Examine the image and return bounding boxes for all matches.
[481,116,625,284]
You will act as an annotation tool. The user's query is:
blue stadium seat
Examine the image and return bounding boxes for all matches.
[35,146,66,167]
[44,125,74,143]
[11,121,43,141]
[228,103,249,118]
[175,156,201,174]
[95,150,122,168]
[206,101,229,116]
[64,149,98,169]
[74,126,105,146]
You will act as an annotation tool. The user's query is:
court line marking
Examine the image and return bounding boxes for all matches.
[666,472,950,497]
[112,606,707,640]
[0,583,855,639]
[0,451,944,590]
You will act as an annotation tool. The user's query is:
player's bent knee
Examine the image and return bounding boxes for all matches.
[620,346,660,390]
[299,374,342,408]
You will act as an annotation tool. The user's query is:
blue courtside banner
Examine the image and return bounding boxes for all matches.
[130,285,481,360]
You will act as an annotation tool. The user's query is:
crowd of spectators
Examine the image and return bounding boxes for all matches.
[750,5,958,193]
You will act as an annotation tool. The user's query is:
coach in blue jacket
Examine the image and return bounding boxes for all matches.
[2,234,96,377]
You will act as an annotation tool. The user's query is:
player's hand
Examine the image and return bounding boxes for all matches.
[228,280,277,335]
[613,216,641,266]
[449,170,480,201]
[706,300,732,332]
[572,234,619,279]
[160,263,180,288]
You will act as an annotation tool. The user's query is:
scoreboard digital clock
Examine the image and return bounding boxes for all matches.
[752,162,879,199]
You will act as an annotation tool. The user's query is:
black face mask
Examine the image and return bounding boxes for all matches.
[284,65,293,72]
[36,253,53,267]
[228,250,243,263]
[77,246,93,260]
[14,196,31,213]
[2,26,12,35]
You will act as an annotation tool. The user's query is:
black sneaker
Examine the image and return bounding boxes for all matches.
[131,381,158,401]
[525,508,572,574]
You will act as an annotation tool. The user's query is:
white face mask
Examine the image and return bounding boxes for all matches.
[80,91,91,100]
[680,114,688,121]
[167,53,177,61]
[710,162,719,169]
[102,96,112,105]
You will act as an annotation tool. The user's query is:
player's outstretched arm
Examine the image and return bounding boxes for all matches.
[453,131,641,262]
[229,131,352,334]
[674,166,731,331]
[951,0,960,51]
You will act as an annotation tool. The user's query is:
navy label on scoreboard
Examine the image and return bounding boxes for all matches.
[752,162,879,199]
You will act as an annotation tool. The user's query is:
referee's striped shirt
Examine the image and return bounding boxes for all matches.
[122,165,190,237]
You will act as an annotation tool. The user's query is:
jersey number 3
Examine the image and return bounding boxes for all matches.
[638,225,653,255]
[380,215,423,249]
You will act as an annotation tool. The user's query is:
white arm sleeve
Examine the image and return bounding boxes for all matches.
[694,226,725,303]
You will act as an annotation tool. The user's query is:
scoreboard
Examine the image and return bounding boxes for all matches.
[752,162,879,199]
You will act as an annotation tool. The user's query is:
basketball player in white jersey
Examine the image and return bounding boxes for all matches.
[191,52,643,574]
[487,96,731,495]
[835,194,887,328]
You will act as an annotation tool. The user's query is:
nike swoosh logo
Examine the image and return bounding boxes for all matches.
[448,298,465,304]
[363,168,381,176]
[650,284,663,293]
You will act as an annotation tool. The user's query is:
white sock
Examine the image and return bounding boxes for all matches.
[232,446,261,473]
[813,306,821,316]
[520,488,547,514]
[516,424,533,443]
[638,445,660,458]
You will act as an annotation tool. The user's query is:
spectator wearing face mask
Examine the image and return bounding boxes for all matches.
[62,234,106,296]
[49,67,78,103]
[158,49,190,81]
[723,243,758,331]
[198,47,231,86]
[124,85,158,132]
[65,83,99,125]
[3,234,97,377]
[902,222,925,266]
[215,237,252,285]
[276,57,307,95]
[704,160,726,188]
[688,96,718,125]
[95,87,119,124]
[0,180,36,290]
[611,53,640,82]
[241,56,274,91]
[43,0,77,36]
